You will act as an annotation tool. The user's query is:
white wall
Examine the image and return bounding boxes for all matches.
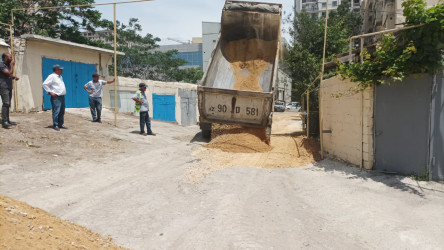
[320,76,374,169]
[103,76,198,126]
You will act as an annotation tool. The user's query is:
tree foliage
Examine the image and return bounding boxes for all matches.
[285,0,362,105]
[0,2,203,84]
[339,0,444,87]
[112,18,203,83]
[0,0,111,46]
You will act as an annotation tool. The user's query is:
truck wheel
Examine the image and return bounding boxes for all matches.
[200,122,212,139]
[202,129,211,139]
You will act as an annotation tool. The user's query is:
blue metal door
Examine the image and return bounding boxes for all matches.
[152,94,176,122]
[42,58,96,109]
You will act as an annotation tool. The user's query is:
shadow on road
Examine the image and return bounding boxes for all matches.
[312,159,441,198]
[190,131,210,143]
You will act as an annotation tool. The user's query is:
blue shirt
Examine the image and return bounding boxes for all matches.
[0,61,13,90]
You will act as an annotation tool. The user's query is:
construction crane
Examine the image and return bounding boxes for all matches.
[167,37,190,45]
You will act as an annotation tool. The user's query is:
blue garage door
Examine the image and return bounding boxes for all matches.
[152,94,175,122]
[42,58,97,109]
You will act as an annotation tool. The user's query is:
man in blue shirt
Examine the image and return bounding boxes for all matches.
[0,53,19,129]
[83,73,114,123]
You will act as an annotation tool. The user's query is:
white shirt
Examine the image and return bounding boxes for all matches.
[42,73,66,96]
[84,80,106,98]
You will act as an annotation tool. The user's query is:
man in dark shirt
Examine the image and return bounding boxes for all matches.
[0,53,19,129]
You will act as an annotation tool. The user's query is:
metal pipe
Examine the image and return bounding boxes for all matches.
[348,24,424,65]
[113,3,118,127]
[11,0,153,12]
[319,0,329,160]
[349,38,352,63]
[10,10,18,111]
[349,24,424,40]
[307,90,309,137]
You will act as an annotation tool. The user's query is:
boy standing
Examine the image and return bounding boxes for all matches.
[132,83,155,136]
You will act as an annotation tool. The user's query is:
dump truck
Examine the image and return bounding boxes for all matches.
[198,1,282,143]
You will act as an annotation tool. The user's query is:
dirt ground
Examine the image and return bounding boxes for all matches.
[0,195,123,249]
[1,109,444,250]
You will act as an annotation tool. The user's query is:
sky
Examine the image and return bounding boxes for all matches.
[94,0,295,45]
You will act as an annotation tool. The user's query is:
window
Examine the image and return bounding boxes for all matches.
[321,11,326,17]
[322,2,326,8]
[332,1,338,6]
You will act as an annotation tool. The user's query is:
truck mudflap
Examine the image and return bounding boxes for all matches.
[198,86,273,127]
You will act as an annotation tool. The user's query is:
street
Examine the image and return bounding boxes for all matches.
[1,109,443,249]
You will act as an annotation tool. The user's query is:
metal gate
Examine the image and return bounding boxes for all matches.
[430,71,444,181]
[374,75,433,175]
[42,58,96,109]
[152,94,175,122]
[109,90,135,113]
[179,89,197,126]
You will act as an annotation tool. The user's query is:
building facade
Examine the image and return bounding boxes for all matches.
[295,0,342,19]
[202,22,221,72]
[275,69,292,104]
[295,0,361,19]
[155,43,203,69]
[81,30,113,46]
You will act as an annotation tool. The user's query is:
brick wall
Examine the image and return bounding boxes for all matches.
[320,76,374,169]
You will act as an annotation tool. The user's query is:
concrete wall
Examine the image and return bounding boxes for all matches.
[102,76,198,126]
[202,22,221,72]
[320,76,374,169]
[13,38,113,112]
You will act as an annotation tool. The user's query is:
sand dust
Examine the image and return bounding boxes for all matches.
[208,123,271,153]
[0,195,124,250]
[224,39,277,91]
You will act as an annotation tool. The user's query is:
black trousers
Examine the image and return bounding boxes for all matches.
[0,87,12,124]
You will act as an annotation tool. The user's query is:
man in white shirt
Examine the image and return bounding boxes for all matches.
[83,73,114,123]
[42,65,67,131]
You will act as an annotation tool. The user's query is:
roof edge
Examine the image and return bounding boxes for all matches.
[20,34,125,56]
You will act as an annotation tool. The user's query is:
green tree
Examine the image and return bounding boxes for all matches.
[0,2,203,83]
[285,0,362,103]
[339,0,444,87]
[112,18,203,83]
[0,0,111,46]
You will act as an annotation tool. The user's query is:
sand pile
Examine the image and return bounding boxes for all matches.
[0,195,124,250]
[224,39,276,91]
[206,124,271,153]
[186,135,320,184]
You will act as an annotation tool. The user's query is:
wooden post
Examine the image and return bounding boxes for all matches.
[113,3,118,127]
[349,38,353,63]
[306,91,309,137]
[10,10,18,111]
[360,37,364,63]
[319,0,329,160]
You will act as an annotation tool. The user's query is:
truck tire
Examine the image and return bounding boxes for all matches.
[200,122,212,139]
